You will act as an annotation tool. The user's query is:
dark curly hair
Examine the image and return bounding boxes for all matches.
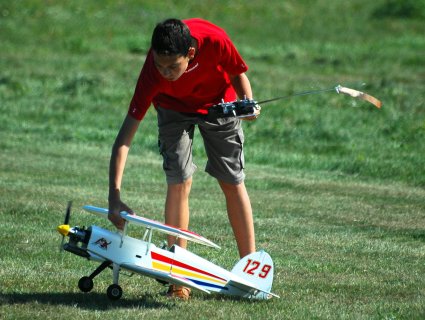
[151,18,192,56]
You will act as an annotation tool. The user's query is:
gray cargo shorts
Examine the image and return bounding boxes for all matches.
[156,107,245,185]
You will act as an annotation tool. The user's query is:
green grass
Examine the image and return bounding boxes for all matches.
[1,0,424,319]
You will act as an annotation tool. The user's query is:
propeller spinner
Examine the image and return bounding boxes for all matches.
[58,201,72,251]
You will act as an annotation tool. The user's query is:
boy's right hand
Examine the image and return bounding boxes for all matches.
[108,196,134,230]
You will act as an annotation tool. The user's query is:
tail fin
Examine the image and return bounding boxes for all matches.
[230,250,278,299]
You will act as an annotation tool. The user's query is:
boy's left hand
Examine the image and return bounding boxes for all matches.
[241,104,261,121]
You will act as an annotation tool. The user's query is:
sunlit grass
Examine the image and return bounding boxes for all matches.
[1,1,424,319]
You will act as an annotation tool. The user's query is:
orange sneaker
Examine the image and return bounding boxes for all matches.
[166,285,191,300]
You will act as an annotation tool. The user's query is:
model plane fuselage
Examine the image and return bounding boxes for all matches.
[58,205,278,300]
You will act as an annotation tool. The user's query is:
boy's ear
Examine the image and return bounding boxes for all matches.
[187,47,196,59]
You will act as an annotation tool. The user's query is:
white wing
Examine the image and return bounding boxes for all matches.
[82,205,220,249]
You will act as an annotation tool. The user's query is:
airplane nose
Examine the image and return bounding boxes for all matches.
[57,224,70,236]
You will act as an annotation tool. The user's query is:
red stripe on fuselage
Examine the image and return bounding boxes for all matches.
[151,251,226,282]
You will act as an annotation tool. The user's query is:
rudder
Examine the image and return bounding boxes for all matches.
[231,250,275,298]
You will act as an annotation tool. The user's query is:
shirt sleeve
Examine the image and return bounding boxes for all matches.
[216,36,248,76]
[128,52,159,121]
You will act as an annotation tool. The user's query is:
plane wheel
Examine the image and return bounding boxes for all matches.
[78,276,94,293]
[107,284,122,300]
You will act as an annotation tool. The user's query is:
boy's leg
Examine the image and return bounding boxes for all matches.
[157,107,198,249]
[199,116,255,258]
[164,178,193,300]
[156,108,198,299]
[219,180,255,258]
[164,178,192,249]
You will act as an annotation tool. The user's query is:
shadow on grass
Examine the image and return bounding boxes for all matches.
[0,291,172,310]
[1,291,275,308]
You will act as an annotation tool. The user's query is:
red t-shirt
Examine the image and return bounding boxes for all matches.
[128,18,249,121]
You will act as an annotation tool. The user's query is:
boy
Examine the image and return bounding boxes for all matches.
[107,18,260,299]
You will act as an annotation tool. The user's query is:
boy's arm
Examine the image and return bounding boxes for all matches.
[229,73,253,100]
[229,73,260,120]
[108,114,140,229]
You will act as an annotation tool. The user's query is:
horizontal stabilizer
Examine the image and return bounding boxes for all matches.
[227,279,280,299]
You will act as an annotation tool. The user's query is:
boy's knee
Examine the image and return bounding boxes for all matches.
[218,179,244,193]
[168,177,193,195]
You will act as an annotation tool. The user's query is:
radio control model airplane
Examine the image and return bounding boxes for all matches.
[57,203,279,300]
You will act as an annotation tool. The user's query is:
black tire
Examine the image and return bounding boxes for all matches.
[107,284,123,300]
[78,276,94,293]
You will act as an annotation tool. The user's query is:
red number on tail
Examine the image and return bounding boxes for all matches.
[243,259,272,278]
[259,264,272,278]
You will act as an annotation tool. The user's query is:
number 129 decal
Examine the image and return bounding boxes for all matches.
[242,259,272,278]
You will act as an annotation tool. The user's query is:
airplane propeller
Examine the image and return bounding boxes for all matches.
[64,201,72,225]
[59,201,72,252]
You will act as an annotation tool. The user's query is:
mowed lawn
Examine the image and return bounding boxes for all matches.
[0,1,424,319]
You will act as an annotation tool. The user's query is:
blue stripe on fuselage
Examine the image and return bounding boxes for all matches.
[190,279,229,291]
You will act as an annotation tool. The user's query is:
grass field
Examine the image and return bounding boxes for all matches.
[1,0,424,319]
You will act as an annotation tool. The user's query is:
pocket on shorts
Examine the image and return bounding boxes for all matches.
[158,139,170,171]
[236,129,245,170]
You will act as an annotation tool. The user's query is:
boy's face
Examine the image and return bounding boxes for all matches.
[153,48,195,81]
